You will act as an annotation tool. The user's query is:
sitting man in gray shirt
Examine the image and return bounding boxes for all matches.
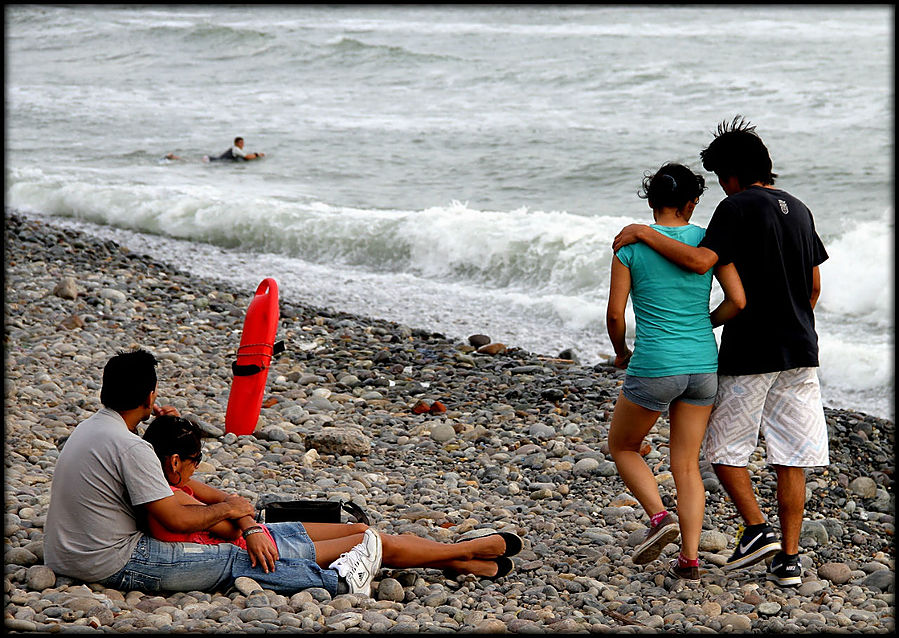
[43,349,368,595]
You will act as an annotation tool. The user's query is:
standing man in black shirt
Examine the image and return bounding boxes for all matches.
[612,117,829,587]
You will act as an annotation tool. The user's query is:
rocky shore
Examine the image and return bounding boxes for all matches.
[4,210,894,634]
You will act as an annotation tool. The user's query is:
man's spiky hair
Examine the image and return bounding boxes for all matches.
[715,115,757,137]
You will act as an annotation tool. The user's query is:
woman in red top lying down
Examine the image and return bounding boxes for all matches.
[141,415,524,592]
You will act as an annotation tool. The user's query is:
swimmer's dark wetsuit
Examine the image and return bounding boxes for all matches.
[208,148,240,162]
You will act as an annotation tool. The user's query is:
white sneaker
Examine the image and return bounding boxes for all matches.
[328,528,382,596]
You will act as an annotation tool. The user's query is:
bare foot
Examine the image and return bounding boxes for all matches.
[466,535,506,559]
[445,559,499,578]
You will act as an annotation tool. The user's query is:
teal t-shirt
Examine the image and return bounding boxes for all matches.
[614,224,717,377]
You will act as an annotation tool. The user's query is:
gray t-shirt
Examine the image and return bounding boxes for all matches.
[44,408,174,582]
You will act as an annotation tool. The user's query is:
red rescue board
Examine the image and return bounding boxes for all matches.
[225,278,280,436]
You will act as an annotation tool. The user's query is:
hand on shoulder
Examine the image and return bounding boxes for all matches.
[612,224,649,252]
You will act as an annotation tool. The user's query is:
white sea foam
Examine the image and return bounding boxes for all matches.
[817,209,893,328]
[6,169,628,293]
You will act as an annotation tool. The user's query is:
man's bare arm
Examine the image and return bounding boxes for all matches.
[612,224,719,274]
[810,266,821,310]
[143,493,254,534]
[710,263,747,327]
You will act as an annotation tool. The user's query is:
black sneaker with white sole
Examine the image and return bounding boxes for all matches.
[767,551,802,586]
[724,523,781,571]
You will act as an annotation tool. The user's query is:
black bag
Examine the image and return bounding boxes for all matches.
[256,499,370,526]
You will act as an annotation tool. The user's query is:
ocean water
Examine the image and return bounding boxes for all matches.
[6,5,894,420]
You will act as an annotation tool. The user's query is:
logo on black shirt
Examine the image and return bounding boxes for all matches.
[778,199,789,215]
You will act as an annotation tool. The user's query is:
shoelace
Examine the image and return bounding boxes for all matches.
[330,552,351,574]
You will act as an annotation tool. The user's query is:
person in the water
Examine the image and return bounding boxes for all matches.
[165,137,265,162]
[209,136,265,162]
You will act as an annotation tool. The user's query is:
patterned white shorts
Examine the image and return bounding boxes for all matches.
[703,367,829,467]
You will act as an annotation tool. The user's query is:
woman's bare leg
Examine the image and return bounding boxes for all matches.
[608,392,665,517]
[379,533,506,568]
[310,530,507,572]
[303,522,369,541]
[312,534,369,568]
[425,558,500,577]
[667,400,713,561]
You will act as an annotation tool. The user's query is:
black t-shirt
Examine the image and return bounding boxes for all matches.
[699,185,828,375]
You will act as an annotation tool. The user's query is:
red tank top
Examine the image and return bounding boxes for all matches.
[148,485,275,550]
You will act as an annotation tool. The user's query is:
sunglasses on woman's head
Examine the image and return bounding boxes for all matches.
[185,452,203,465]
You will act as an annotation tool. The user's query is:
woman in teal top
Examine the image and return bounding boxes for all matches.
[606,163,745,580]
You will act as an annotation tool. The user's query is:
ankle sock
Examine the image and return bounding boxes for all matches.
[678,552,699,568]
[649,510,669,528]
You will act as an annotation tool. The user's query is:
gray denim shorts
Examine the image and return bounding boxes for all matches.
[622,373,718,412]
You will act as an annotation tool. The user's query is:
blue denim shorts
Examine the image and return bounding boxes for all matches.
[98,522,336,595]
[622,373,718,412]
[266,520,317,561]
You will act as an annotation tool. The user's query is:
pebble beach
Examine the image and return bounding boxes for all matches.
[4,209,894,633]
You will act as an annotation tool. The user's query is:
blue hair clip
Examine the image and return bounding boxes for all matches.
[664,174,678,190]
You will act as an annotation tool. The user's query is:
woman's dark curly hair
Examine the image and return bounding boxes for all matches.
[638,162,707,211]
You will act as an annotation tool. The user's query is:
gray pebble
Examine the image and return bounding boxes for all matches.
[6,548,38,566]
[376,578,405,602]
[430,422,456,443]
[862,570,894,592]
[800,520,829,546]
[848,476,877,498]
[818,562,852,584]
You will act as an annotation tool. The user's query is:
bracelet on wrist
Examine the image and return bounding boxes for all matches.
[241,525,264,539]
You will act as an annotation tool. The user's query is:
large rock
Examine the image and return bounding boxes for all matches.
[848,476,877,499]
[305,428,371,456]
[474,619,508,633]
[60,314,84,330]
[429,422,456,443]
[817,562,852,584]
[800,520,829,546]
[819,518,844,541]
[477,343,506,355]
[699,530,728,552]
[719,613,752,632]
[235,576,263,596]
[862,570,894,592]
[99,288,128,304]
[258,424,289,442]
[26,565,56,590]
[53,277,79,300]
[376,577,405,602]
[6,548,38,566]
[573,458,600,476]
